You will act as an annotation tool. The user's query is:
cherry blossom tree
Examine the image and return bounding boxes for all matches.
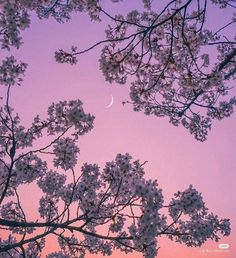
[0,57,231,257]
[0,1,233,257]
[0,0,236,141]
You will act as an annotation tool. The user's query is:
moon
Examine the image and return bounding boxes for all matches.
[105,95,114,108]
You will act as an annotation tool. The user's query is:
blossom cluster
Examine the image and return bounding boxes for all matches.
[0,237,45,258]
[53,137,80,170]
[38,195,59,220]
[13,153,47,185]
[1,0,235,141]
[168,213,231,247]
[55,47,78,65]
[0,236,19,257]
[46,252,70,258]
[0,1,30,49]
[0,113,231,258]
[0,56,27,86]
[0,0,103,50]
[1,201,24,221]
[169,185,205,219]
[97,1,236,141]
[0,162,8,195]
[47,99,95,138]
[38,170,66,195]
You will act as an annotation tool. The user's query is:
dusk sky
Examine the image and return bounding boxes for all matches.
[1,1,235,257]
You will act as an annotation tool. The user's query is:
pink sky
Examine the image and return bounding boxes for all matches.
[1,1,235,257]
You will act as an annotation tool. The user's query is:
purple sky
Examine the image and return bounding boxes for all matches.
[1,1,235,257]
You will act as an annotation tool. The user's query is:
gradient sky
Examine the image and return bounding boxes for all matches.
[1,1,235,257]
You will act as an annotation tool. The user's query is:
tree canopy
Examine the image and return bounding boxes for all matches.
[1,0,235,140]
[0,82,231,257]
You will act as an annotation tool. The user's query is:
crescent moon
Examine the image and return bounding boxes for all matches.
[105,95,114,108]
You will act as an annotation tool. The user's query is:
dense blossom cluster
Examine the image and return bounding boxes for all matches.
[169,185,205,219]
[46,99,95,138]
[38,170,67,195]
[0,88,231,256]
[55,47,78,65]
[1,0,235,141]
[0,237,45,258]
[0,1,30,49]
[38,0,236,141]
[53,137,80,170]
[1,201,24,221]
[0,162,8,195]
[46,252,70,258]
[0,56,27,86]
[0,236,19,257]
[97,1,236,141]
[1,0,236,141]
[0,0,103,49]
[13,154,47,185]
[38,194,59,220]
